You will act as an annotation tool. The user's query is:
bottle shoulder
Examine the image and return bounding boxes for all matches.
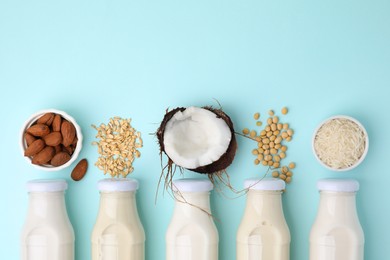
[92,222,145,243]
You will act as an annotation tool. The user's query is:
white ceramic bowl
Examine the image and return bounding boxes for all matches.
[312,115,369,172]
[20,109,83,171]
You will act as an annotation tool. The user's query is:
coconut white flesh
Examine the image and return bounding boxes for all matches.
[163,107,232,169]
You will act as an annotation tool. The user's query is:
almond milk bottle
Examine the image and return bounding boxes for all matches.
[237,178,290,260]
[310,179,364,260]
[91,178,145,260]
[21,179,75,260]
[166,178,218,260]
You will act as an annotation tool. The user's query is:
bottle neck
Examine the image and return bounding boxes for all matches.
[174,191,212,216]
[245,190,284,217]
[317,191,358,220]
[97,191,138,221]
[28,191,67,219]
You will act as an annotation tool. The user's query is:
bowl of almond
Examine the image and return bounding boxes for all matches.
[20,109,83,171]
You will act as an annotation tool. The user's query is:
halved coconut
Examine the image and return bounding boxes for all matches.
[157,106,237,174]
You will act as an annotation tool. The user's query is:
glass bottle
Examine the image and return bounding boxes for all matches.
[91,178,145,260]
[166,178,218,260]
[237,178,290,260]
[21,179,74,260]
[310,179,364,260]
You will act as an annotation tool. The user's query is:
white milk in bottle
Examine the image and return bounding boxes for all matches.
[91,178,145,260]
[310,179,364,260]
[166,178,218,260]
[237,178,290,260]
[21,179,75,260]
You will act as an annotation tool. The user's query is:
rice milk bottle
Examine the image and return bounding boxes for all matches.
[237,178,290,260]
[310,179,364,260]
[21,179,75,260]
[166,178,218,260]
[91,178,145,260]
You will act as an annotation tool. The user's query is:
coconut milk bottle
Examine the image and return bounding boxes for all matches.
[237,178,290,260]
[21,179,75,260]
[166,178,218,260]
[310,179,364,260]
[91,178,145,260]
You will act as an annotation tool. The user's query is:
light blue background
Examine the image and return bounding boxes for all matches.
[1,0,389,259]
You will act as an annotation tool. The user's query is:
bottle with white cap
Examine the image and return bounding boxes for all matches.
[21,179,75,260]
[166,178,218,260]
[310,179,364,260]
[236,178,290,260]
[91,178,145,260]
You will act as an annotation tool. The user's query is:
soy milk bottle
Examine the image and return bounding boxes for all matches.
[237,178,290,260]
[166,178,218,260]
[21,179,75,260]
[91,178,145,260]
[310,179,364,260]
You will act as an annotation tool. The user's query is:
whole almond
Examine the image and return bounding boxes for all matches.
[51,152,71,167]
[24,139,45,156]
[37,113,55,126]
[43,132,63,146]
[24,133,37,146]
[52,114,62,132]
[27,124,50,137]
[32,146,55,165]
[71,158,88,181]
[61,121,76,147]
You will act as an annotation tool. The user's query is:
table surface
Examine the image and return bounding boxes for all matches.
[1,0,389,259]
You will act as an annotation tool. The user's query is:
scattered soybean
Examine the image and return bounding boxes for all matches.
[244,107,296,185]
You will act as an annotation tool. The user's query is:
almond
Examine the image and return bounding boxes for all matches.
[27,124,50,137]
[37,113,55,126]
[43,132,63,146]
[72,136,78,146]
[51,152,71,167]
[61,121,76,147]
[54,145,62,154]
[24,133,37,146]
[63,145,74,155]
[32,146,55,165]
[52,114,62,132]
[24,139,45,156]
[71,158,88,181]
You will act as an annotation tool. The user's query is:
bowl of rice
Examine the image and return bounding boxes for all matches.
[312,115,369,171]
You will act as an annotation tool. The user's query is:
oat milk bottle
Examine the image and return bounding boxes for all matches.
[237,178,290,260]
[310,179,364,260]
[91,178,145,260]
[166,178,218,260]
[21,179,75,260]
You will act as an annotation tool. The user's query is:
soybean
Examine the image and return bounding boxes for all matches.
[281,107,288,115]
[254,112,260,120]
[242,128,250,135]
[250,130,257,138]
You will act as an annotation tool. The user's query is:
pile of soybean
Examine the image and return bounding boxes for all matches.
[242,107,296,184]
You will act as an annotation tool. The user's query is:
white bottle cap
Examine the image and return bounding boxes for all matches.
[172,178,213,192]
[317,179,359,192]
[244,178,286,191]
[26,179,68,192]
[98,178,139,192]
